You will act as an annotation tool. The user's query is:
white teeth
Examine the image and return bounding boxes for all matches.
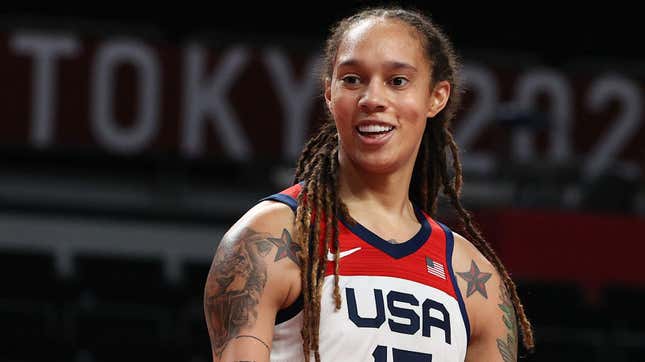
[357,124,394,133]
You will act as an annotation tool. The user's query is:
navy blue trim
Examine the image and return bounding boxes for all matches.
[260,193,297,213]
[339,205,431,259]
[439,222,471,345]
[275,294,303,324]
[261,187,302,325]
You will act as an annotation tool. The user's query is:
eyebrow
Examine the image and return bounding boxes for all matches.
[337,59,418,72]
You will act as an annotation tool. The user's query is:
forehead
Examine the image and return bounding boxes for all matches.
[335,17,428,69]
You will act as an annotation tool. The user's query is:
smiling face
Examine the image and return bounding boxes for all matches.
[325,17,450,175]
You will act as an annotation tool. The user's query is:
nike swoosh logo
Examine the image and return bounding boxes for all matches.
[326,247,362,261]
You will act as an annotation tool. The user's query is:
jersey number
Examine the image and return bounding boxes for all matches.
[372,345,432,362]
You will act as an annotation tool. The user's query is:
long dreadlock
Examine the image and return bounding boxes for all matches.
[293,8,534,361]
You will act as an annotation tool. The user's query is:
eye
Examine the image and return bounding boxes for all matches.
[390,76,409,87]
[341,75,361,85]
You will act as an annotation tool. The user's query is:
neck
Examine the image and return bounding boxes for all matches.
[337,149,416,217]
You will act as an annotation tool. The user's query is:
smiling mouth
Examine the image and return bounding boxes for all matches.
[356,124,394,137]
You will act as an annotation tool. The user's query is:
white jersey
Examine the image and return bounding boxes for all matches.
[264,184,470,362]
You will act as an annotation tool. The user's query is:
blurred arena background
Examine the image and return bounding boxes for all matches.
[0,2,643,361]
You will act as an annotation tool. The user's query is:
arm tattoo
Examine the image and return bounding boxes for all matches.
[268,228,302,266]
[457,260,492,298]
[496,284,518,362]
[236,335,270,351]
[204,227,297,357]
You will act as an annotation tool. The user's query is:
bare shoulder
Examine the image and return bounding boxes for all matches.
[216,199,300,277]
[451,231,497,287]
[232,199,295,230]
[450,231,518,361]
[450,231,500,321]
[204,200,301,361]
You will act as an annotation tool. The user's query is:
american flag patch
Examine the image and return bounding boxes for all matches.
[426,256,446,279]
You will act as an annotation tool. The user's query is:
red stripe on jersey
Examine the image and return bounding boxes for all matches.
[275,183,459,300]
[279,183,302,199]
[324,214,458,299]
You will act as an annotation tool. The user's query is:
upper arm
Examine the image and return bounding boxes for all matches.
[451,232,518,362]
[204,201,300,362]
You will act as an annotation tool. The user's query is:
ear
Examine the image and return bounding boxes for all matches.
[426,80,451,118]
[324,77,332,111]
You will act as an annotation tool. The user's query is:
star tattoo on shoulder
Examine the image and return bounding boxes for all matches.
[457,260,492,299]
[267,228,301,266]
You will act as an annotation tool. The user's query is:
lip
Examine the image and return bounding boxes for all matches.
[354,121,395,146]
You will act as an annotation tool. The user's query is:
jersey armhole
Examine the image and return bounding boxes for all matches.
[275,294,303,325]
[438,222,472,345]
[259,191,302,324]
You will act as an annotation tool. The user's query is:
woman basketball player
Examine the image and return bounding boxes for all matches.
[204,7,534,362]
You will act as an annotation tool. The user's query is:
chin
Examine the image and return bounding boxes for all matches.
[354,154,402,174]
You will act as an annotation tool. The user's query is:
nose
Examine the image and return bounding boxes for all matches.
[358,79,387,113]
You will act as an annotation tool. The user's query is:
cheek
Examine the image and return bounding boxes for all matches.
[396,107,428,148]
[331,91,356,119]
[331,92,358,133]
[398,96,429,146]
[400,94,430,121]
